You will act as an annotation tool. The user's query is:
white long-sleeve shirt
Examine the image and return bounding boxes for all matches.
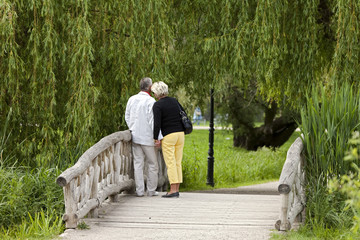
[125,91,156,146]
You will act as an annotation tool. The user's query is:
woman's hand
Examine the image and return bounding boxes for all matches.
[154,139,161,148]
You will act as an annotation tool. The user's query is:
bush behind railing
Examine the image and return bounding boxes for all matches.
[0,166,64,233]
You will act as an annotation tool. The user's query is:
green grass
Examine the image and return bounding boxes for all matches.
[181,129,300,191]
[0,210,64,240]
[77,221,90,230]
[0,165,64,239]
[192,119,231,128]
[271,225,358,240]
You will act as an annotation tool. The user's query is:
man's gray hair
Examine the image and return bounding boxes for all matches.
[151,81,168,98]
[140,77,152,91]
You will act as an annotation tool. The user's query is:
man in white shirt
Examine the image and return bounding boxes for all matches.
[125,77,159,197]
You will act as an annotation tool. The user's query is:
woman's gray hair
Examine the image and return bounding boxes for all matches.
[140,77,152,91]
[151,81,168,98]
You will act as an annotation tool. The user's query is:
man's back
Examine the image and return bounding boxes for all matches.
[125,92,155,146]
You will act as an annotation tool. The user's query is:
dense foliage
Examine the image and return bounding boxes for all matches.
[2,0,360,160]
[330,133,360,234]
[170,0,360,149]
[0,0,173,166]
[0,166,63,228]
[171,0,321,100]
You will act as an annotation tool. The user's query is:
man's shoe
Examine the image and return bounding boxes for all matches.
[136,193,144,197]
[161,192,179,198]
[148,191,159,197]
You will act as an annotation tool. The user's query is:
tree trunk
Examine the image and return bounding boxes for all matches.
[233,102,297,151]
[233,117,297,150]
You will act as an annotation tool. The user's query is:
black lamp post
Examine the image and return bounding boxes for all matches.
[207,88,215,187]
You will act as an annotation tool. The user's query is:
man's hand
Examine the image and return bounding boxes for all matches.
[154,139,161,148]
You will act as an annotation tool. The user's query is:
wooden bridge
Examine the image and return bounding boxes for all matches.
[56,130,305,240]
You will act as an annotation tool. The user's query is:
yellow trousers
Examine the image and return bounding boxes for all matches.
[162,132,185,184]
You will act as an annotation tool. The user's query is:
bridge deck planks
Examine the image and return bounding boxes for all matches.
[60,192,280,240]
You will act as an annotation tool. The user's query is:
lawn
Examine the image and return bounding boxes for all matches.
[181,128,301,191]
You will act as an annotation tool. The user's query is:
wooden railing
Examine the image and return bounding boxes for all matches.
[57,130,168,228]
[275,136,306,231]
[56,130,135,228]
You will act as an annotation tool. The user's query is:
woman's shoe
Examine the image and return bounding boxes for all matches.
[161,192,179,198]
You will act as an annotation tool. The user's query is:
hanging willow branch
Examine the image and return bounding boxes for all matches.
[1,0,359,166]
[332,0,360,83]
[0,0,174,166]
[65,0,98,138]
[0,0,24,116]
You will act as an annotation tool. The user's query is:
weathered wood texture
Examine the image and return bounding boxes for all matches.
[57,131,131,187]
[57,131,135,228]
[275,136,306,231]
[60,192,280,240]
[57,130,169,229]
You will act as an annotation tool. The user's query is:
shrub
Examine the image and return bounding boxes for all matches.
[329,132,360,235]
[0,166,63,229]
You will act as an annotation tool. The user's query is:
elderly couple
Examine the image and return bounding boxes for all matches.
[125,77,186,198]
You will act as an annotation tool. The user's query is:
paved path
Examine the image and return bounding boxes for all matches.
[192,125,231,130]
[59,182,280,240]
[193,181,279,195]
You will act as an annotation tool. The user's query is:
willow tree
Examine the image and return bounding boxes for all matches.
[0,0,173,166]
[1,0,359,164]
[168,0,354,150]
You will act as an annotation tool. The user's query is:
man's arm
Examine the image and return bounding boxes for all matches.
[125,99,131,127]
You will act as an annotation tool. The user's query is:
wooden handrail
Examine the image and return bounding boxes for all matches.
[56,130,135,228]
[275,136,306,231]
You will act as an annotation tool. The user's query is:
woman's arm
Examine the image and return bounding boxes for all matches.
[153,103,162,140]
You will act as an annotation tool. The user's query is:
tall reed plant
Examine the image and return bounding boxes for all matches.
[300,83,360,228]
[301,83,360,184]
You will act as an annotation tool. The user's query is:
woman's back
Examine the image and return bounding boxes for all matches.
[153,96,184,138]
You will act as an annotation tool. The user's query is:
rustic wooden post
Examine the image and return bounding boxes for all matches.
[110,144,120,202]
[279,192,290,230]
[127,141,134,180]
[275,136,305,231]
[63,180,78,228]
[88,157,100,218]
[114,142,121,183]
